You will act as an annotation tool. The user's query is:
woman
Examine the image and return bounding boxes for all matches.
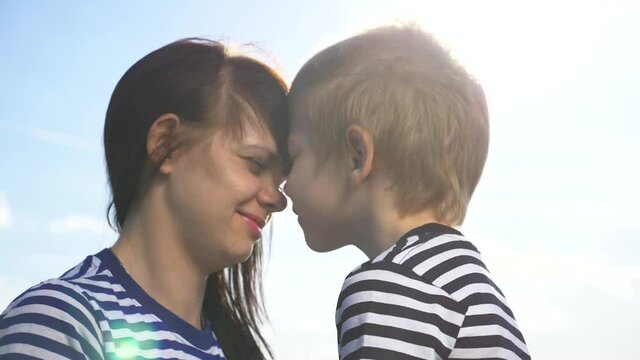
[0,39,288,360]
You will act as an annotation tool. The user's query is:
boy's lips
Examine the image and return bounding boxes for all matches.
[292,207,303,225]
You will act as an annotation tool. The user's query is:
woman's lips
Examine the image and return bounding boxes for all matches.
[239,212,265,228]
[238,211,264,239]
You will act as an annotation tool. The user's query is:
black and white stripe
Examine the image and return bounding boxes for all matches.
[336,223,530,359]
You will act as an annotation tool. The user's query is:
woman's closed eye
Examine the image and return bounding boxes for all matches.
[246,157,267,174]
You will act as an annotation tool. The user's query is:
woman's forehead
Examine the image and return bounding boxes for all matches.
[235,119,278,150]
[211,121,280,161]
[212,108,288,164]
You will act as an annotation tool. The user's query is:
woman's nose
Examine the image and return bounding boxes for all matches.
[258,179,287,213]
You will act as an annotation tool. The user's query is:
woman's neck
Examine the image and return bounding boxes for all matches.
[111,197,208,330]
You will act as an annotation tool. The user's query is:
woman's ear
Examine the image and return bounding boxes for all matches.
[147,113,180,175]
[346,125,374,185]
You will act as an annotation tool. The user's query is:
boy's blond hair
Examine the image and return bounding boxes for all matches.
[289,25,489,225]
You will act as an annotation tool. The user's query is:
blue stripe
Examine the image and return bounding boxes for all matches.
[0,353,44,360]
[66,282,126,297]
[0,312,102,359]
[32,282,103,327]
[90,299,143,314]
[10,295,101,340]
[0,333,86,360]
[107,336,222,357]
[61,257,93,280]
[0,250,225,359]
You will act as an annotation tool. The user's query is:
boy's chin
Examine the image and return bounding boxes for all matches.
[304,235,344,253]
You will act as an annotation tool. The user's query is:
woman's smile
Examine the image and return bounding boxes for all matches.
[238,210,265,240]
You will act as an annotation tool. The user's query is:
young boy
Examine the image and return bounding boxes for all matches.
[284,26,530,360]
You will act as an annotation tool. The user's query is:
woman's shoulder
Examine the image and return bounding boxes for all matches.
[2,251,110,310]
[1,277,94,318]
[0,279,106,359]
[0,252,110,358]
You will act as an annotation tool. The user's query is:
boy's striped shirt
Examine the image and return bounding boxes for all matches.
[0,249,226,359]
[336,223,530,360]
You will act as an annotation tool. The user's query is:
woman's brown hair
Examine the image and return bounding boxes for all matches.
[104,38,288,359]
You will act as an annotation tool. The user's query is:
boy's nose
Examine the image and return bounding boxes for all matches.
[273,190,288,212]
[283,180,293,199]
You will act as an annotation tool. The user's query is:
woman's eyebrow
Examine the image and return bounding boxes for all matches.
[241,144,283,166]
[243,144,276,156]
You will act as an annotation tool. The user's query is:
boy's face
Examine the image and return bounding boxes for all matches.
[284,112,352,252]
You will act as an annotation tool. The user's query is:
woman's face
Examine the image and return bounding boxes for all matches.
[165,117,287,273]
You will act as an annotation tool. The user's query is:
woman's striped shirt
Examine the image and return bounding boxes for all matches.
[336,223,530,360]
[0,249,226,359]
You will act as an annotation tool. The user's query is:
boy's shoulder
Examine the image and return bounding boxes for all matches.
[335,223,530,359]
[337,224,474,319]
[342,223,507,305]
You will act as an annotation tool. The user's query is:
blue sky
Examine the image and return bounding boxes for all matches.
[1,1,639,359]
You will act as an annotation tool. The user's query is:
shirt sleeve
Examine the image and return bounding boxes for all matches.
[0,280,105,360]
[448,302,531,360]
[336,263,466,360]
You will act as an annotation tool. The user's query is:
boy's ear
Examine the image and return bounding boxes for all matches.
[346,125,374,185]
[147,113,181,175]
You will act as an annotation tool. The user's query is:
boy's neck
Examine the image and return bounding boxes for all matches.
[356,206,445,260]
[346,167,450,259]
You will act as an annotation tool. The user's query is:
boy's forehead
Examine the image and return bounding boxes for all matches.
[289,108,312,134]
[287,116,312,150]
[287,124,307,146]
[288,94,317,142]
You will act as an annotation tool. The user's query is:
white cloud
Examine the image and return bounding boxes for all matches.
[30,127,99,151]
[48,214,106,235]
[510,297,570,335]
[483,244,640,300]
[478,199,639,229]
[0,275,31,310]
[0,192,12,229]
[263,216,361,360]
[0,120,99,152]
